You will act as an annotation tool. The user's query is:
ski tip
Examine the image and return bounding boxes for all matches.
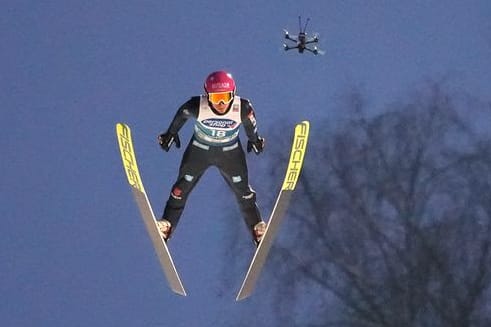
[115,122,128,130]
[281,121,310,191]
[296,121,310,130]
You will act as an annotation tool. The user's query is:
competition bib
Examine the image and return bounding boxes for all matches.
[194,95,242,145]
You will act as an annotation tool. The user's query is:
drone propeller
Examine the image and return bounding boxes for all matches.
[313,46,326,55]
[283,29,298,43]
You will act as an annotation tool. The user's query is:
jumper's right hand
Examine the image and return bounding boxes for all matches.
[158,131,181,152]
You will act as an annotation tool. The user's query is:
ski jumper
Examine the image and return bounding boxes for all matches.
[161,95,262,231]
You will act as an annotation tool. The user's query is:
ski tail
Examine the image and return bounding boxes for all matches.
[236,121,309,301]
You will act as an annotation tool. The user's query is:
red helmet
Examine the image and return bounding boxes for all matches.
[204,71,236,94]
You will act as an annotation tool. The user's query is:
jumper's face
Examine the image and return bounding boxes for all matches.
[211,101,229,113]
[208,91,234,114]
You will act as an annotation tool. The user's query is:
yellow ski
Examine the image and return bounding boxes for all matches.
[116,123,186,296]
[236,121,310,301]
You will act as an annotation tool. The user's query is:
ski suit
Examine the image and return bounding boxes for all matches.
[161,95,263,232]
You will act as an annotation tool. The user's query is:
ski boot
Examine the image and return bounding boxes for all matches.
[157,219,172,242]
[253,221,266,247]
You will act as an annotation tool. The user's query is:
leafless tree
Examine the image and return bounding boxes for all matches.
[226,83,491,327]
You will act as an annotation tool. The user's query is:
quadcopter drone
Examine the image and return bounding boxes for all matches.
[283,16,324,55]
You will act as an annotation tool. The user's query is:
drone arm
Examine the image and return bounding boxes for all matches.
[304,47,319,55]
[283,44,299,51]
[305,38,318,45]
[285,34,297,42]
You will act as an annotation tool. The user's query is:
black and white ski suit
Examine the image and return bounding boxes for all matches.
[161,95,263,233]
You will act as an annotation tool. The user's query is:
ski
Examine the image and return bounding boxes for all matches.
[116,123,186,296]
[236,121,310,301]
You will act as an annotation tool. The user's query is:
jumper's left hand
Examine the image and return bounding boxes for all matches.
[247,137,265,155]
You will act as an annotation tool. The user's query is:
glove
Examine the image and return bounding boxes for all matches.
[247,136,265,155]
[158,131,181,152]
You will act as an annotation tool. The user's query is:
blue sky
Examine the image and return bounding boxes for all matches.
[1,1,490,326]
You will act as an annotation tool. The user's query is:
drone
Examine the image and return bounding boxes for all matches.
[283,16,324,55]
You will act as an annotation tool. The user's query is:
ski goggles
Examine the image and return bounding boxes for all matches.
[208,91,234,105]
